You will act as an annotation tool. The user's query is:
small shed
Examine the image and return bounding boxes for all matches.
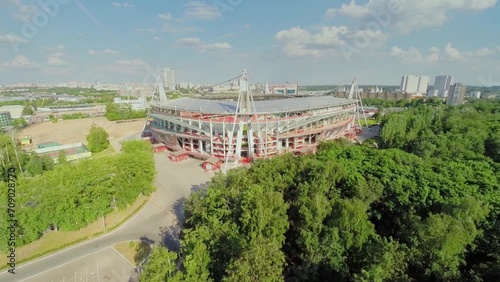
[20,135,32,145]
[202,157,222,172]
[152,143,167,153]
[37,141,60,149]
[170,149,188,162]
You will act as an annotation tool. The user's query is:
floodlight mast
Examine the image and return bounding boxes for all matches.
[347,79,369,129]
[144,77,167,134]
[223,69,255,174]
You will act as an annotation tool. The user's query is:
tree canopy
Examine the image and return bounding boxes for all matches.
[105,103,147,121]
[0,140,156,251]
[86,125,110,153]
[141,100,500,282]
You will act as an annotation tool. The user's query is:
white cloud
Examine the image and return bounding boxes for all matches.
[273,25,388,58]
[111,2,135,8]
[244,24,251,30]
[134,28,154,33]
[183,1,220,20]
[390,46,423,63]
[391,43,497,63]
[427,47,441,63]
[1,55,39,69]
[12,4,37,21]
[325,8,337,19]
[467,47,496,57]
[159,13,172,20]
[274,26,347,58]
[153,36,161,41]
[176,37,232,52]
[0,34,28,44]
[444,43,462,61]
[92,59,149,75]
[47,52,68,66]
[162,24,199,33]
[47,45,66,51]
[327,0,497,33]
[88,49,121,56]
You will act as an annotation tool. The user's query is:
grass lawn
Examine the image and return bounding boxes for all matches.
[364,118,380,126]
[0,194,150,270]
[113,241,152,266]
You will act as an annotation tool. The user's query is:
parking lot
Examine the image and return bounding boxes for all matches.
[21,247,137,282]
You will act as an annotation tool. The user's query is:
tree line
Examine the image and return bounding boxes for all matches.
[141,100,500,281]
[0,140,155,251]
[105,103,147,121]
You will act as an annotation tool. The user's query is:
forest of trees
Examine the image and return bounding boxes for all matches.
[105,103,147,121]
[0,140,156,251]
[141,100,500,281]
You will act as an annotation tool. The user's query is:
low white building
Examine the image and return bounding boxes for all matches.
[0,105,24,119]
[113,97,148,111]
[469,90,481,99]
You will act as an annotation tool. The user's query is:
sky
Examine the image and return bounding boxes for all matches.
[0,0,499,86]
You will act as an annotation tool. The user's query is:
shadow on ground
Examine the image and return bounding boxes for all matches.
[158,181,212,251]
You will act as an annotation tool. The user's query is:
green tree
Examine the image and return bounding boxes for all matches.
[140,247,183,282]
[86,125,109,153]
[22,105,34,116]
[58,150,67,164]
[12,118,28,129]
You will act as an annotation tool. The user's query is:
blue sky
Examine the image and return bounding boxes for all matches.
[0,0,499,86]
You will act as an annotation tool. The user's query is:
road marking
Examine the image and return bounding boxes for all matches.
[96,262,100,282]
[110,247,135,268]
[18,247,113,282]
[2,194,155,275]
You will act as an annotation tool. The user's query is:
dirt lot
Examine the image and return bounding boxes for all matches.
[18,117,146,152]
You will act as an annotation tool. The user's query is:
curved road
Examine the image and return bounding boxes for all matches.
[0,155,213,282]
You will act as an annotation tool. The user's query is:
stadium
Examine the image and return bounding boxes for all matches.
[148,70,360,163]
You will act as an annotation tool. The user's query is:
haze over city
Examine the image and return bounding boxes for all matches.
[0,0,499,86]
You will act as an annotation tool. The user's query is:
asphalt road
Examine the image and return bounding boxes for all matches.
[0,155,213,282]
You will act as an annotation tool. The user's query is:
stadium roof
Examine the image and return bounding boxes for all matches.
[153,96,357,114]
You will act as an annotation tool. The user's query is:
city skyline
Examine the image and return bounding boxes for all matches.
[0,0,499,86]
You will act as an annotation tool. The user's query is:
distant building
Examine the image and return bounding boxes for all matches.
[469,90,481,99]
[427,88,439,97]
[0,111,12,127]
[434,75,455,98]
[270,84,299,95]
[447,83,467,105]
[178,82,193,89]
[400,75,429,95]
[55,95,84,103]
[210,85,238,94]
[0,105,24,119]
[163,67,176,91]
[400,75,418,93]
[417,76,430,94]
[113,97,148,111]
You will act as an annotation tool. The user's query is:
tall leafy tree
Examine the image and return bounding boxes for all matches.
[86,124,109,153]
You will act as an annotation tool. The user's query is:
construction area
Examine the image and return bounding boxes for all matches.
[18,117,146,152]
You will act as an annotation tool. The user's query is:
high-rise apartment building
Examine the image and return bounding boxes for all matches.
[447,83,467,105]
[163,67,176,91]
[400,75,429,95]
[434,75,455,98]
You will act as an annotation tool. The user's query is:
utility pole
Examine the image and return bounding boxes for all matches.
[102,214,106,233]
